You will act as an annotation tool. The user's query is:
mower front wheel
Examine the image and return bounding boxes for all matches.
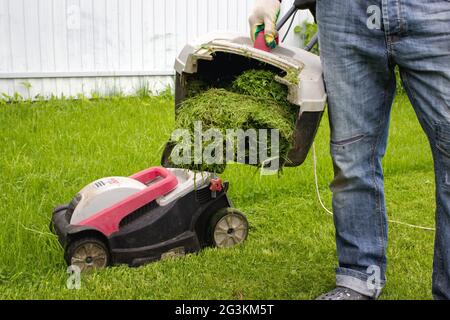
[65,237,110,272]
[208,208,248,248]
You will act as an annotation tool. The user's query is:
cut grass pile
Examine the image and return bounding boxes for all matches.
[0,92,437,299]
[231,70,289,105]
[169,70,297,173]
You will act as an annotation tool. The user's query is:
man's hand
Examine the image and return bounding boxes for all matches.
[248,0,281,49]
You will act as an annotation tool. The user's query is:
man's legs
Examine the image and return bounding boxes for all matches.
[318,0,450,299]
[393,0,450,300]
[317,0,394,298]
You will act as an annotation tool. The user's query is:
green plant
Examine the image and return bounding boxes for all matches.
[295,21,319,55]
[12,92,24,103]
[159,85,174,100]
[135,81,152,98]
[91,91,101,100]
[1,92,11,103]
[20,81,32,100]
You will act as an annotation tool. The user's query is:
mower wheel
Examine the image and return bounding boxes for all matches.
[209,208,248,248]
[65,237,110,272]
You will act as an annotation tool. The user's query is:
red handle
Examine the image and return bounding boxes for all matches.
[254,31,271,52]
[254,31,279,52]
[130,166,172,185]
[78,167,178,236]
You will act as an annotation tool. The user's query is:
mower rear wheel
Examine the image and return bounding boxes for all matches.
[65,237,110,272]
[209,208,248,248]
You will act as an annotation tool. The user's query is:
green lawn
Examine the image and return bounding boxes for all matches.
[0,92,436,299]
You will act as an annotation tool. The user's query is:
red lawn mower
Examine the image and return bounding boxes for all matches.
[51,167,248,271]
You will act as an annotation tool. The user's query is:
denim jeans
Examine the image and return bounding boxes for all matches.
[316,0,450,299]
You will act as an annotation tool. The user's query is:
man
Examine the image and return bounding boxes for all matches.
[249,0,450,300]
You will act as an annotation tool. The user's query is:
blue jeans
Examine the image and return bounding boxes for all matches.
[316,0,450,299]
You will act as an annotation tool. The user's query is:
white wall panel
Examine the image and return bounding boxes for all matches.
[0,0,309,98]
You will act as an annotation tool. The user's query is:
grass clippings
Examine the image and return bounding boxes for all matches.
[170,70,298,173]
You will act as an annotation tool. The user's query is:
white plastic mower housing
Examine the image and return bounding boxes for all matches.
[175,32,326,113]
[70,169,211,225]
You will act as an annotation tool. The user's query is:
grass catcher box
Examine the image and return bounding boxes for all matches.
[161,32,327,170]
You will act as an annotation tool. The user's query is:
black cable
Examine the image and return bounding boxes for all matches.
[281,9,298,43]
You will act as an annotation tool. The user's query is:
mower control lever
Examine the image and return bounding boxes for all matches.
[275,2,318,52]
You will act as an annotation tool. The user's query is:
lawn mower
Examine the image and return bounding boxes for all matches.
[51,167,248,271]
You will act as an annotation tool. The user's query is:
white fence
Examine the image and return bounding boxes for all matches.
[0,0,311,98]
